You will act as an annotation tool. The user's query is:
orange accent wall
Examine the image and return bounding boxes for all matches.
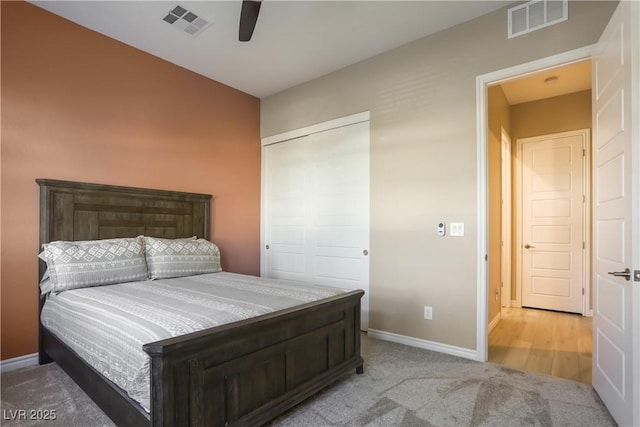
[0,2,261,360]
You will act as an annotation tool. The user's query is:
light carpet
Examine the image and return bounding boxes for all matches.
[1,333,615,426]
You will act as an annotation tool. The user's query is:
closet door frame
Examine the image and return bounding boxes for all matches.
[261,111,370,325]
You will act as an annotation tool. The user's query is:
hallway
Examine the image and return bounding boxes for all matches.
[488,307,592,384]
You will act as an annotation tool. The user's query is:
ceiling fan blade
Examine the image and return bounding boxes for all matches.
[239,0,261,42]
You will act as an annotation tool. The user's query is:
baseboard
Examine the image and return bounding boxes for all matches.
[488,312,501,334]
[367,329,477,361]
[511,299,519,308]
[0,353,38,373]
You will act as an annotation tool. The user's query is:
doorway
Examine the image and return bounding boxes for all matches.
[481,52,594,370]
[261,113,371,330]
[478,5,639,423]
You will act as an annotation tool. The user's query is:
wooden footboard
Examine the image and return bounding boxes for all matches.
[144,290,364,427]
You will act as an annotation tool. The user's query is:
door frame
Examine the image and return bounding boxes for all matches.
[475,45,594,362]
[633,4,640,422]
[513,129,591,315]
[500,128,512,309]
[260,111,371,330]
[260,111,370,277]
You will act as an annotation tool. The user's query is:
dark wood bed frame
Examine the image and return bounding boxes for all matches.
[37,179,364,427]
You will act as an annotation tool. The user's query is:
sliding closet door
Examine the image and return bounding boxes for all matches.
[263,135,310,282]
[263,121,370,329]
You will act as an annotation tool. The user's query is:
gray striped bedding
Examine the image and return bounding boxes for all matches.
[40,272,346,412]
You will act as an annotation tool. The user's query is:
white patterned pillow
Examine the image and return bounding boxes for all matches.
[42,237,148,293]
[144,237,222,280]
[39,277,53,295]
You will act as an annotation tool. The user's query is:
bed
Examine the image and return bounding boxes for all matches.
[37,179,364,427]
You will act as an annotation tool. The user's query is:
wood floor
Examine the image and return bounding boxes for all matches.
[488,307,592,384]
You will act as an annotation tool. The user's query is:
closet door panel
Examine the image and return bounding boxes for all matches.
[263,121,370,329]
[263,136,310,281]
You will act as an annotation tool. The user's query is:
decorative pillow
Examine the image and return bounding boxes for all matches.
[39,277,53,295]
[144,237,222,280]
[38,251,50,281]
[42,237,148,293]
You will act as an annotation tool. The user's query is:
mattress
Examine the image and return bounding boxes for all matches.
[40,272,346,412]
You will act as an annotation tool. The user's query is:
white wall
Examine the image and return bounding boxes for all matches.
[260,1,617,352]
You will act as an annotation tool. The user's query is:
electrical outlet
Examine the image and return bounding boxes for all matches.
[424,305,433,320]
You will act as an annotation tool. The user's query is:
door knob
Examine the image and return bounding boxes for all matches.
[524,244,535,249]
[608,268,631,281]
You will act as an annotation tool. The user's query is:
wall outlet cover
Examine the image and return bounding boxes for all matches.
[423,305,433,320]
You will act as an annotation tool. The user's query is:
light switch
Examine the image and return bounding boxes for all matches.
[450,222,465,236]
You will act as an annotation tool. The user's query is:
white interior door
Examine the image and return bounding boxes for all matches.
[592,1,639,425]
[520,130,587,314]
[263,121,370,330]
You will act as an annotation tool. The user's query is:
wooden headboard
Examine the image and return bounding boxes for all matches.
[37,179,212,246]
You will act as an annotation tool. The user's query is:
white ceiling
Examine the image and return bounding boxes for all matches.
[30,1,513,98]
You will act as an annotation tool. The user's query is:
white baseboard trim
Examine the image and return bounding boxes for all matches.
[488,312,501,334]
[0,353,38,373]
[511,299,520,308]
[367,329,478,361]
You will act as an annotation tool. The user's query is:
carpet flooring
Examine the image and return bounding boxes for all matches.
[1,333,616,426]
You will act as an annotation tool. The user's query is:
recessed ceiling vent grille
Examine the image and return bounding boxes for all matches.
[163,5,210,37]
[508,0,568,39]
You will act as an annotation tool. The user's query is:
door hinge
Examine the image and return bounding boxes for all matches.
[582,288,585,295]
[583,149,586,157]
[583,242,585,249]
[583,195,586,203]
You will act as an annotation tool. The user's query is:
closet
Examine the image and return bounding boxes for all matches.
[262,118,370,329]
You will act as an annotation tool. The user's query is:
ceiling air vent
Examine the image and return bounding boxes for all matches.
[508,0,568,38]
[163,5,210,37]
